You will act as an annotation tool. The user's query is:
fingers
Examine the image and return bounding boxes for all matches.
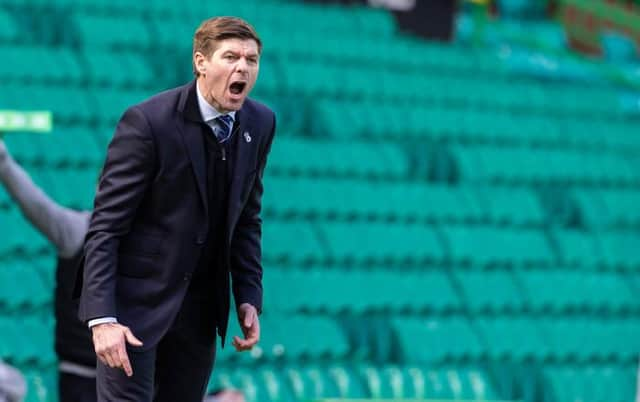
[124,328,143,347]
[117,346,133,377]
[232,335,253,351]
[233,315,260,352]
[243,309,254,328]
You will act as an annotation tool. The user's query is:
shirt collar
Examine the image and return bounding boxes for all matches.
[196,81,236,124]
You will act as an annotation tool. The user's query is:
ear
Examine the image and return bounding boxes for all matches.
[194,51,207,75]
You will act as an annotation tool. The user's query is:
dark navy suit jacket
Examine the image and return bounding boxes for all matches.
[77,80,276,349]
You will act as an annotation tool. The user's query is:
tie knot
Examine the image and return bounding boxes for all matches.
[214,114,234,142]
[216,114,233,128]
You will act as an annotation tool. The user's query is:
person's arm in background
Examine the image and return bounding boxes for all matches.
[0,359,26,402]
[229,113,276,352]
[0,138,89,258]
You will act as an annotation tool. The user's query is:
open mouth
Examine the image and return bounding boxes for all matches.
[229,81,246,95]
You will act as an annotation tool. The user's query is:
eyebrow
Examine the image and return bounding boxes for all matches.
[222,49,259,56]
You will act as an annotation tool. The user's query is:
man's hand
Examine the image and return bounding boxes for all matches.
[232,303,260,352]
[92,323,143,377]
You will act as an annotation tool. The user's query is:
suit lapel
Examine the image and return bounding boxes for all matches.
[177,81,209,217]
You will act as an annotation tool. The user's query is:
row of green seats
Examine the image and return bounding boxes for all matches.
[269,60,624,117]
[2,207,49,256]
[443,225,554,268]
[0,259,50,311]
[394,317,484,364]
[0,45,81,84]
[0,315,55,368]
[208,364,498,402]
[311,99,638,150]
[397,315,640,364]
[4,129,104,167]
[574,188,640,229]
[454,269,524,314]
[263,265,637,316]
[260,30,500,74]
[215,314,348,364]
[263,220,640,270]
[452,145,639,186]
[0,6,18,42]
[543,364,636,402]
[0,45,163,89]
[2,84,153,126]
[267,138,410,180]
[517,268,639,314]
[264,177,545,227]
[541,317,640,362]
[263,267,460,314]
[552,228,640,271]
[69,1,394,48]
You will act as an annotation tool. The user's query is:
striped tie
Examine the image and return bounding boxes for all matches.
[214,114,234,143]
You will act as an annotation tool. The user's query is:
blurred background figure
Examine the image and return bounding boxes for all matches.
[0,137,96,402]
[0,359,25,402]
[203,388,246,402]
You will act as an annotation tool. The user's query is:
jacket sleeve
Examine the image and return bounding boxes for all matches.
[79,106,156,322]
[0,140,89,258]
[229,113,276,314]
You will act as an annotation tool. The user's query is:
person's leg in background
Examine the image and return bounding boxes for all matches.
[59,372,96,402]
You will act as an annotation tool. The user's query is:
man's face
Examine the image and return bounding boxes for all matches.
[195,38,260,113]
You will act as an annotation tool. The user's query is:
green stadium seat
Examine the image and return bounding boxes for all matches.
[0,7,18,43]
[0,315,54,367]
[0,45,82,84]
[474,186,545,226]
[550,229,603,268]
[455,268,524,313]
[392,317,484,364]
[0,260,50,310]
[257,315,349,361]
[598,231,640,270]
[452,146,639,186]
[518,268,638,313]
[321,222,444,266]
[262,222,326,265]
[443,226,554,267]
[541,317,640,362]
[92,88,154,127]
[73,13,151,49]
[474,317,551,361]
[352,364,499,400]
[47,168,97,210]
[264,267,459,314]
[80,50,153,89]
[543,365,636,402]
[48,128,104,167]
[4,207,49,256]
[576,189,640,229]
[268,138,409,179]
[263,177,483,224]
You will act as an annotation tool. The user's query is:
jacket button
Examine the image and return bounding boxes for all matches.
[183,273,192,282]
[195,235,206,245]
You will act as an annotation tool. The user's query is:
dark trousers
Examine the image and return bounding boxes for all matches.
[59,372,97,402]
[96,289,218,402]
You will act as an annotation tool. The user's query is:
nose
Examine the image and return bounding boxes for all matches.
[235,57,248,73]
